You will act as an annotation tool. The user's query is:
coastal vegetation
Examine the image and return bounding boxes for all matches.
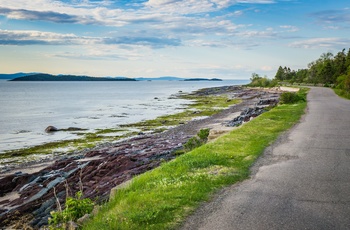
[0,91,239,166]
[83,92,307,230]
[121,93,239,131]
[183,128,210,152]
[49,191,94,229]
[247,48,350,100]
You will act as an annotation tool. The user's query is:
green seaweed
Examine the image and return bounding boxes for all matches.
[0,92,240,165]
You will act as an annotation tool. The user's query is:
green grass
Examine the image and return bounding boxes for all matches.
[334,88,350,100]
[83,100,307,230]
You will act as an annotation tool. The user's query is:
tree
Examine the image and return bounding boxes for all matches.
[320,61,334,84]
[275,66,285,81]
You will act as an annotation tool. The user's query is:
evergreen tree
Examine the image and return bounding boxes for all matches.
[275,66,285,81]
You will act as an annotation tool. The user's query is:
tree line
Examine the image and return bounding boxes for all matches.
[249,48,350,94]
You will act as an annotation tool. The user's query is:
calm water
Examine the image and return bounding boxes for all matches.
[0,80,248,153]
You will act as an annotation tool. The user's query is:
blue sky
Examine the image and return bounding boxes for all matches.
[0,0,349,79]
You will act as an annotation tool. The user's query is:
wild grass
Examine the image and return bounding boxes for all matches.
[334,88,350,100]
[83,100,307,230]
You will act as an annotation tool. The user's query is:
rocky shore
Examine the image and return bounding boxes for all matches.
[0,86,281,229]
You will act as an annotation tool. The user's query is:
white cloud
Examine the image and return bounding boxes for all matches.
[0,29,94,45]
[289,38,350,49]
[144,0,276,14]
[261,65,273,71]
[280,25,299,32]
[0,29,182,48]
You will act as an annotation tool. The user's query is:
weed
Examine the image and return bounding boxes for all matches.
[49,191,94,229]
[183,128,211,152]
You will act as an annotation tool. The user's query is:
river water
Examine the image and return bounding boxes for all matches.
[0,80,248,153]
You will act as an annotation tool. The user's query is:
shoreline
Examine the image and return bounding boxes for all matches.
[0,85,282,228]
[0,80,248,155]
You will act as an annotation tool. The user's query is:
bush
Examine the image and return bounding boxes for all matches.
[197,128,210,142]
[279,90,306,104]
[183,128,210,152]
[49,191,94,229]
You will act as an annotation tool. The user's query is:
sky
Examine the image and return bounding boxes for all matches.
[0,0,349,79]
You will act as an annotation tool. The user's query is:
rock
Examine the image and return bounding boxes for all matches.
[225,107,266,127]
[67,221,78,230]
[91,205,100,216]
[109,180,132,200]
[45,126,59,133]
[258,98,279,106]
[77,214,91,225]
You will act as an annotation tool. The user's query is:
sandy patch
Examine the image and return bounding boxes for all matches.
[279,86,299,92]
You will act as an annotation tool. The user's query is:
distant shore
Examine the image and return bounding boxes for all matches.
[5,72,223,82]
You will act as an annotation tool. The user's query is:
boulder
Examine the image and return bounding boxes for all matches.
[45,126,59,133]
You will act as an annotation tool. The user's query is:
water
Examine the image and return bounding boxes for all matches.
[0,80,249,153]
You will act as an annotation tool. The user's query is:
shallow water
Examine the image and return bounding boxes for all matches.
[0,80,248,153]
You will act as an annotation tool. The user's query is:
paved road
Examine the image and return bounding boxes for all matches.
[181,87,350,230]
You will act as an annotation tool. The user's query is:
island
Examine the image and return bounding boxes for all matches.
[184,78,222,81]
[10,73,137,81]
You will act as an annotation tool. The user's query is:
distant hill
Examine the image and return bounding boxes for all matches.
[5,73,223,82]
[0,72,38,80]
[136,76,184,81]
[10,73,137,81]
[136,76,223,81]
[184,78,222,81]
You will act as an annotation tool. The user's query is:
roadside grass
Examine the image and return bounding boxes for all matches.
[83,100,307,230]
[334,89,350,100]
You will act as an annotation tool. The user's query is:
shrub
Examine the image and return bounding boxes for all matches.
[197,128,210,142]
[279,89,307,104]
[49,191,94,229]
[183,137,202,152]
[183,128,211,152]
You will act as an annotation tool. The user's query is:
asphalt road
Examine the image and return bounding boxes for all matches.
[181,87,350,230]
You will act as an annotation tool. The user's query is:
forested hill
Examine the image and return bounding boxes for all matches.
[10,74,136,81]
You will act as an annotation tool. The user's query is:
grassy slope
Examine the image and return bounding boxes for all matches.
[333,88,350,100]
[83,101,307,230]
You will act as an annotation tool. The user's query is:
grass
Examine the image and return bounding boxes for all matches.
[333,88,350,100]
[83,100,307,230]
